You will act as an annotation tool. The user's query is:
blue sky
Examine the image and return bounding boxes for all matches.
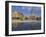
[12,6,41,16]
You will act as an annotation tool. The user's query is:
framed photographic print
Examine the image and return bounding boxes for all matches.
[5,1,45,36]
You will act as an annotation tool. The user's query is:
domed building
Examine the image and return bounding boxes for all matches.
[12,11,24,23]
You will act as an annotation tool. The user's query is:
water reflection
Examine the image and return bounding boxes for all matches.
[12,22,41,31]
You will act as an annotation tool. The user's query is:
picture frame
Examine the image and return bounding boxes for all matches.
[5,1,45,36]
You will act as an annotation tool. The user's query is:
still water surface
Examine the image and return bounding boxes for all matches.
[12,22,41,31]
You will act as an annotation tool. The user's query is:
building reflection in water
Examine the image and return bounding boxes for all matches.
[12,11,41,31]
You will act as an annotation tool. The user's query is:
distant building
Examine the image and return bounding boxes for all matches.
[28,7,41,20]
[12,11,24,23]
[36,16,41,20]
[28,16,36,20]
[12,11,41,24]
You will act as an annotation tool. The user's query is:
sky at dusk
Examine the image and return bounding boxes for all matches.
[12,6,41,16]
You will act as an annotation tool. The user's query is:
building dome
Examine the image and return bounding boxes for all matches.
[12,11,20,17]
[12,11,24,23]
